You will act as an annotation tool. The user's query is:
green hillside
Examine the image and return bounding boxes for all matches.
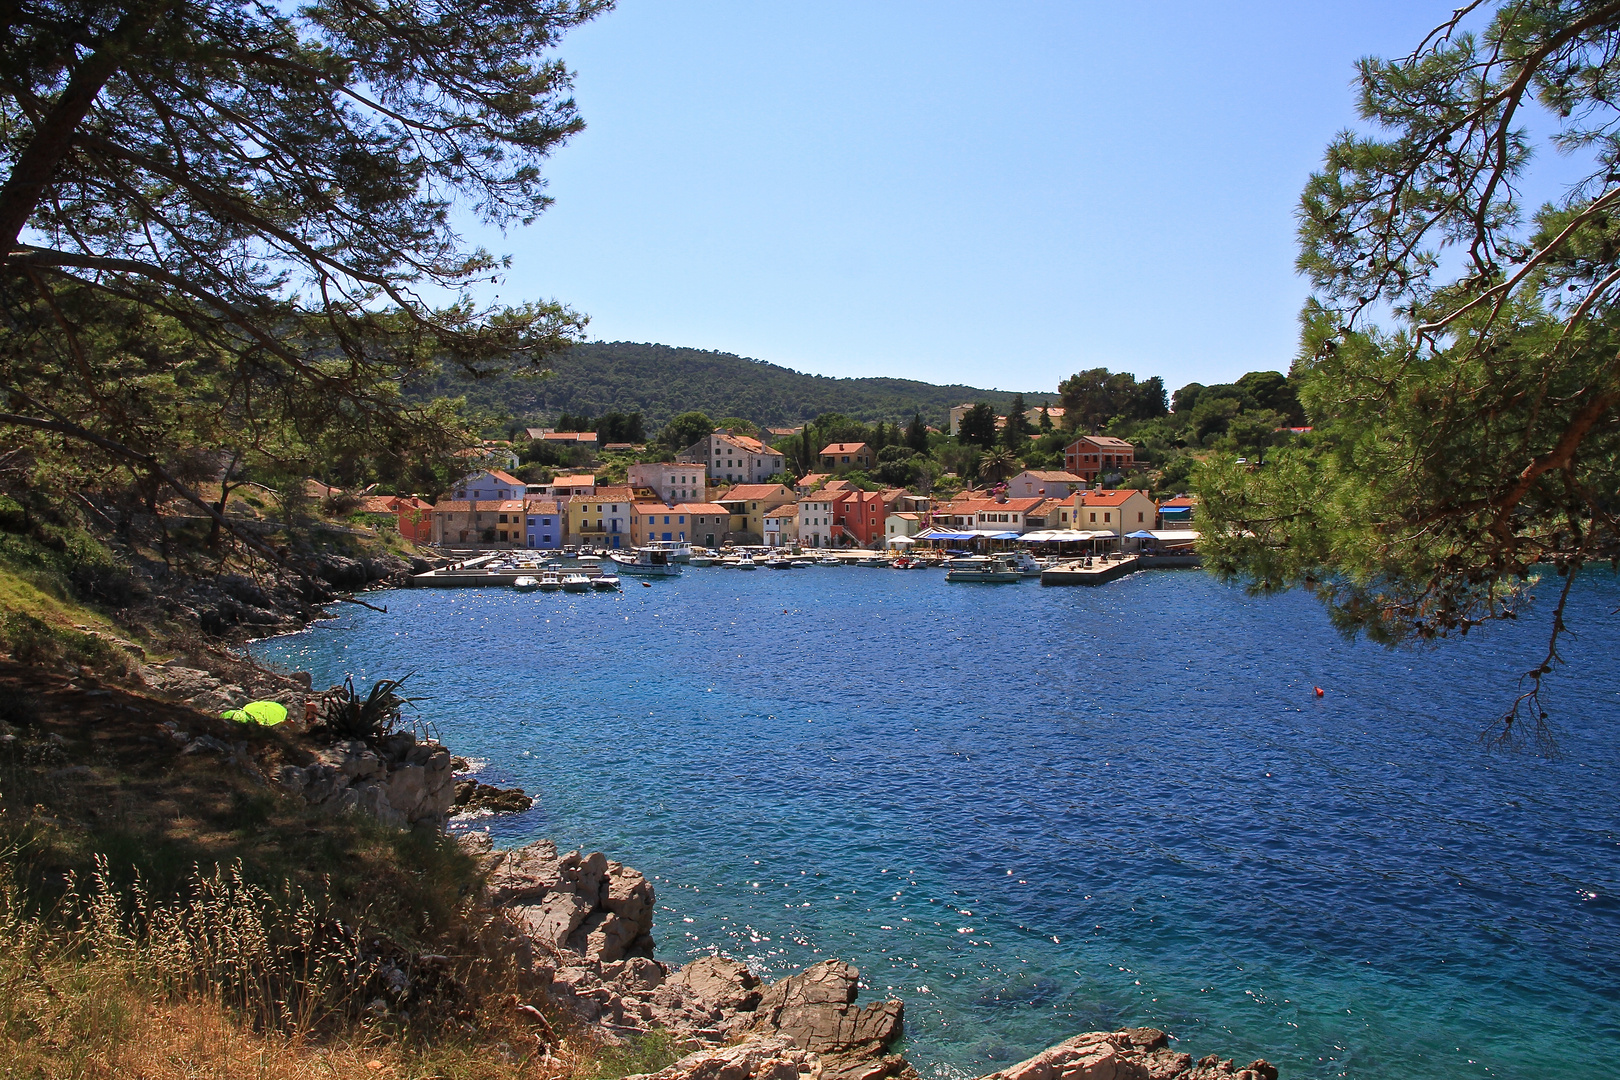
[422,341,1052,428]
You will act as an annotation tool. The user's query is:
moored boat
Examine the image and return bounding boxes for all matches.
[561,572,590,592]
[736,554,758,570]
[945,554,1023,583]
[512,576,539,592]
[592,573,620,590]
[609,547,683,576]
[816,555,842,566]
[537,570,562,592]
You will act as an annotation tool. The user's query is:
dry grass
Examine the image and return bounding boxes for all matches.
[0,661,683,1080]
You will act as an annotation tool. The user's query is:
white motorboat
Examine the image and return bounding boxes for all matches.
[592,574,621,590]
[643,539,693,563]
[945,554,1023,584]
[512,576,540,592]
[609,547,683,576]
[537,570,562,592]
[816,555,842,566]
[790,559,813,568]
[561,573,590,592]
[688,555,715,567]
[736,554,758,570]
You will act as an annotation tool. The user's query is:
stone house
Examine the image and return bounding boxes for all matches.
[1063,436,1136,482]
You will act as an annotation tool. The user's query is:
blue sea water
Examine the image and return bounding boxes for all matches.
[252,567,1620,1080]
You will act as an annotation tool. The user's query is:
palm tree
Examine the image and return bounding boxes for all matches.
[979,448,1019,484]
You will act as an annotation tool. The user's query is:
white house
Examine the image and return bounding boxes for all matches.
[627,461,708,504]
[885,512,922,541]
[798,493,835,549]
[763,508,799,549]
[678,431,785,484]
[1007,469,1086,499]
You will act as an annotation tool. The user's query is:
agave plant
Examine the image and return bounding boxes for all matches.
[315,674,420,743]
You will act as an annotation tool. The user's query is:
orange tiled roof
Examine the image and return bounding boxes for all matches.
[1075,489,1149,506]
[819,442,870,455]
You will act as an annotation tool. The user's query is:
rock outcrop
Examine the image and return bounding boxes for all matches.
[625,1034,822,1080]
[471,839,909,1076]
[276,732,456,829]
[977,1029,1276,1080]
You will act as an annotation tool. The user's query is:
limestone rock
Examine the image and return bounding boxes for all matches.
[624,1034,822,1080]
[977,1033,1148,1080]
[974,1032,1275,1080]
[666,955,762,1012]
[513,891,595,952]
[748,960,903,1057]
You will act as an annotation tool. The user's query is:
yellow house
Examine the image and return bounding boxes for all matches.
[563,485,635,549]
[713,484,796,543]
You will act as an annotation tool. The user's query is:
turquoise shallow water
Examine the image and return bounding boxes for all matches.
[252,567,1620,1080]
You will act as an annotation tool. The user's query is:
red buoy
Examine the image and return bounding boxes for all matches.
[1314,686,1325,698]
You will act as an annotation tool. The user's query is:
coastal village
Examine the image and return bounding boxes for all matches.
[367,410,1199,570]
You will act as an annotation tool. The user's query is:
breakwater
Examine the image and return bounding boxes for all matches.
[253,567,1620,1080]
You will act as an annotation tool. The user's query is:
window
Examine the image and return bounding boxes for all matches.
[1104,512,1111,522]
[1138,512,1144,522]
[1090,512,1097,522]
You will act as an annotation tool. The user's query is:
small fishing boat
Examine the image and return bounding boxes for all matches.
[856,555,890,567]
[767,557,793,569]
[688,555,715,567]
[790,559,813,568]
[537,570,562,592]
[817,555,842,566]
[945,554,1023,584]
[592,573,621,590]
[736,554,758,570]
[577,553,601,564]
[512,576,540,592]
[561,572,590,592]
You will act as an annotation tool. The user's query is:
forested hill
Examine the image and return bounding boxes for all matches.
[420,341,1052,427]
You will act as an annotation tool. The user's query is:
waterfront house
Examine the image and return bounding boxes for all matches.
[1063,436,1136,482]
[763,508,799,548]
[565,486,634,548]
[818,442,872,472]
[522,498,562,549]
[829,488,889,547]
[714,484,796,544]
[632,501,725,546]
[627,462,708,505]
[394,496,434,544]
[431,499,526,548]
[1072,489,1158,539]
[681,502,733,548]
[886,512,922,542]
[1008,469,1086,499]
[451,469,525,502]
[678,431,785,484]
[798,492,835,548]
[966,496,1046,535]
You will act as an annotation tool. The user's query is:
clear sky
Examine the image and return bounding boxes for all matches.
[462,2,1472,395]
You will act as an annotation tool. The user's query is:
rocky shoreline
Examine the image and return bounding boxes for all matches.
[121,567,1281,1080]
[466,836,1279,1080]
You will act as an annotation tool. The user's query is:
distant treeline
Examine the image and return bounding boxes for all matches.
[417,340,1051,428]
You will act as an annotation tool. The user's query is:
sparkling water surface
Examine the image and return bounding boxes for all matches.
[252,567,1620,1080]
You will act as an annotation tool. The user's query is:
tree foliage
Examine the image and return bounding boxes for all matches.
[1197,0,1620,747]
[0,0,608,569]
[1057,368,1167,430]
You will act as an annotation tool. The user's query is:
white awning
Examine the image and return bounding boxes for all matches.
[1149,530,1201,541]
[886,535,917,546]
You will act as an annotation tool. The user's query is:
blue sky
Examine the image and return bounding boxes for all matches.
[460,2,1484,394]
